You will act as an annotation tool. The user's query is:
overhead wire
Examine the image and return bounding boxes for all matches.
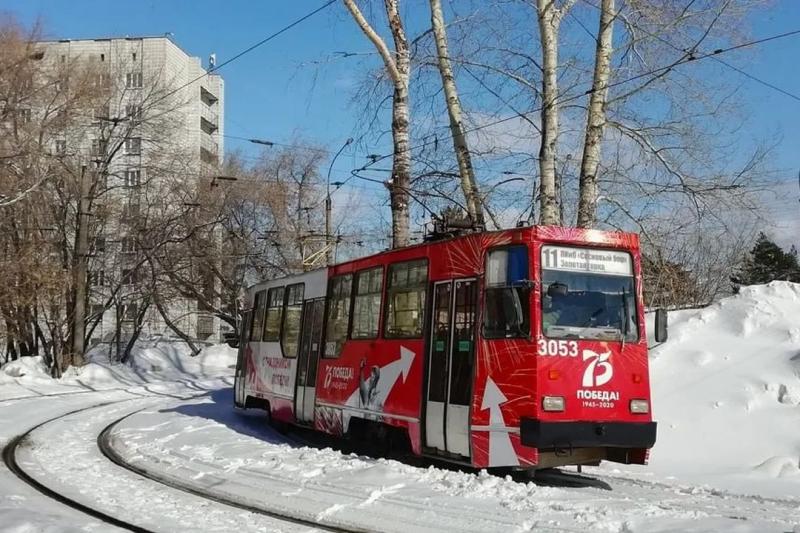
[343,26,800,179]
[147,0,337,110]
[577,0,800,103]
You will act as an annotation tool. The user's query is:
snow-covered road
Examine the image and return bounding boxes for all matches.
[107,385,798,533]
[1,378,799,532]
[1,380,332,532]
[3,281,800,533]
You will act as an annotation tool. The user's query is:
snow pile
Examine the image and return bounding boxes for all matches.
[0,341,237,399]
[646,281,800,495]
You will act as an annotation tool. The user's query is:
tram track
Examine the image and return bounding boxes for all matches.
[3,389,361,533]
[99,412,412,533]
[6,388,794,533]
[2,398,156,533]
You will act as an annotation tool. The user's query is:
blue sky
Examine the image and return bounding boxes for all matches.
[3,0,798,244]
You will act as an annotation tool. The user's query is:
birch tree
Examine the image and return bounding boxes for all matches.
[536,0,575,225]
[428,0,484,227]
[343,0,411,248]
[575,0,614,228]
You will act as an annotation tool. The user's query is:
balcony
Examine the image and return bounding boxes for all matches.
[200,86,218,106]
[200,116,218,134]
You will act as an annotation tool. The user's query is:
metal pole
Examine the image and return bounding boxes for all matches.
[325,137,353,266]
[72,164,90,366]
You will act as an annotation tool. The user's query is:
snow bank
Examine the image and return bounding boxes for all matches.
[0,341,237,398]
[645,281,800,495]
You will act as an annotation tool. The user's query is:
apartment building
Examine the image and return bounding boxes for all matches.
[35,36,225,344]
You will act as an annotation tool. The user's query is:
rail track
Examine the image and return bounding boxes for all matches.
[2,391,361,533]
[2,399,156,533]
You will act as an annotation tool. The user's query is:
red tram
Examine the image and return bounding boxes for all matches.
[233,226,667,469]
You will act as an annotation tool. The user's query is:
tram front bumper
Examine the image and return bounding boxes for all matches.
[520,419,657,449]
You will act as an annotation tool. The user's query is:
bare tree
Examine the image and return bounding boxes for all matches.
[428,0,484,226]
[343,0,411,248]
[575,0,614,228]
[536,0,575,225]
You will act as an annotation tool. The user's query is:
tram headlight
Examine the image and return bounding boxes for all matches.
[630,399,650,414]
[542,396,565,412]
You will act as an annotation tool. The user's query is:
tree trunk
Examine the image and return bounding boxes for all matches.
[537,0,563,226]
[121,299,150,364]
[389,81,411,248]
[153,294,202,356]
[576,0,615,228]
[429,0,484,227]
[343,0,412,248]
[71,165,90,366]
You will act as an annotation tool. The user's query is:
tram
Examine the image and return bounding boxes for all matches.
[233,225,667,469]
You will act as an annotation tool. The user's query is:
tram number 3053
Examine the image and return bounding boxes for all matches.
[537,339,579,357]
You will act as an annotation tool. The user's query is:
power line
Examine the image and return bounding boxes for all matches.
[350,27,800,174]
[710,56,800,103]
[148,0,337,109]
[578,0,800,103]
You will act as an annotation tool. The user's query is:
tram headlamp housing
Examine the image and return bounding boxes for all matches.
[630,399,650,414]
[542,396,565,412]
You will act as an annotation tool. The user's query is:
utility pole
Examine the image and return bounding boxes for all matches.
[325,138,353,266]
[71,164,91,366]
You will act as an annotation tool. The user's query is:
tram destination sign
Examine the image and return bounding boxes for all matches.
[541,245,632,276]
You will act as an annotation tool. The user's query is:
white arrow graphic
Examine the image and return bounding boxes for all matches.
[346,346,415,410]
[481,377,519,467]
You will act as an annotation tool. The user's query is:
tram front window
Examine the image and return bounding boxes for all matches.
[541,246,638,342]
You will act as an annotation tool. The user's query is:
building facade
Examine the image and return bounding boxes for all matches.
[36,36,225,346]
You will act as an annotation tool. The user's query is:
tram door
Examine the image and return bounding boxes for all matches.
[424,278,478,457]
[233,310,251,408]
[295,298,324,423]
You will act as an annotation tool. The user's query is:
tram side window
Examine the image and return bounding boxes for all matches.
[263,286,285,342]
[249,290,266,341]
[324,274,352,358]
[281,283,304,357]
[483,246,531,338]
[351,267,383,339]
[385,259,428,338]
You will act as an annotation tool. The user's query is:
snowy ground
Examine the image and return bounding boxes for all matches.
[1,283,799,532]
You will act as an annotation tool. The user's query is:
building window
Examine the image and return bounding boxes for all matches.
[196,315,214,340]
[351,267,382,339]
[60,54,66,63]
[92,236,105,253]
[90,304,105,319]
[123,169,141,187]
[92,139,108,156]
[126,72,143,88]
[121,236,137,254]
[94,73,110,89]
[123,302,138,320]
[125,104,142,120]
[121,268,140,285]
[132,52,137,62]
[93,105,109,120]
[384,259,428,338]
[100,53,105,62]
[124,137,141,155]
[324,274,352,358]
[89,270,105,287]
[249,290,266,342]
[55,139,66,155]
[263,287,285,342]
[281,284,304,357]
[122,199,140,219]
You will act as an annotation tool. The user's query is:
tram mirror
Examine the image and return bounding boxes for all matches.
[654,309,668,343]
